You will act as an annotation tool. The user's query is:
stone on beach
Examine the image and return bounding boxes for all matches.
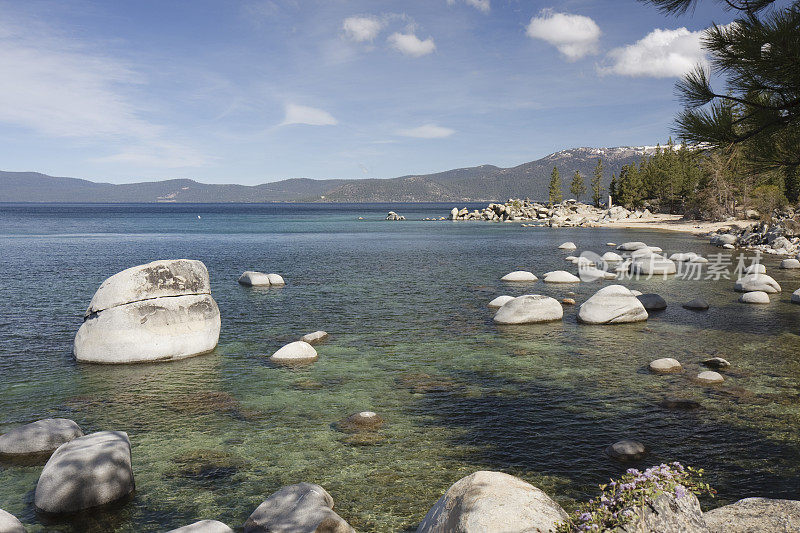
[558,241,577,250]
[500,271,538,282]
[702,357,731,369]
[0,510,25,533]
[781,258,800,269]
[637,293,667,311]
[74,259,221,364]
[167,520,235,533]
[739,291,770,304]
[34,431,134,514]
[606,439,647,461]
[683,298,709,310]
[270,341,318,364]
[703,497,800,533]
[696,371,724,384]
[617,241,648,251]
[578,285,648,324]
[300,331,328,344]
[649,358,682,374]
[415,470,567,533]
[243,483,354,533]
[238,271,271,287]
[493,295,563,324]
[543,270,581,283]
[0,418,83,458]
[487,295,514,309]
[734,273,781,293]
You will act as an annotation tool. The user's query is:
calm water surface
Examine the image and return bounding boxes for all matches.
[1,203,799,532]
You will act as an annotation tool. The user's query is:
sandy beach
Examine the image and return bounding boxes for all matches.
[591,213,752,236]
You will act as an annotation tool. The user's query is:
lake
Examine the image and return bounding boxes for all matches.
[1,202,799,532]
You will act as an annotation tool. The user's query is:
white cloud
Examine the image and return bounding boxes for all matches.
[0,14,206,167]
[601,27,707,77]
[525,11,601,60]
[388,32,436,57]
[447,0,491,13]
[342,16,384,42]
[397,124,454,138]
[280,103,338,126]
[93,142,208,168]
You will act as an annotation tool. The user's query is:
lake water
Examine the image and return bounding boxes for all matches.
[1,203,799,532]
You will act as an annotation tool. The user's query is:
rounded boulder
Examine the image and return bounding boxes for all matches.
[270,341,318,364]
[649,358,682,374]
[238,271,270,287]
[578,285,648,325]
[487,295,514,309]
[734,274,781,293]
[0,418,83,458]
[500,271,538,282]
[739,291,770,304]
[493,295,563,325]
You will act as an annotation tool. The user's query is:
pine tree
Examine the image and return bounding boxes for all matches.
[591,158,604,207]
[569,170,586,201]
[548,166,563,205]
[609,172,618,204]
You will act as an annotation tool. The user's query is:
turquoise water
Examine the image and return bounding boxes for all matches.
[1,203,799,532]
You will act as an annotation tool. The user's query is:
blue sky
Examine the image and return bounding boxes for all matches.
[0,0,736,184]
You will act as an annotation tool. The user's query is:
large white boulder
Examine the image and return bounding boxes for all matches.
[501,271,538,282]
[602,251,623,262]
[734,273,781,293]
[617,241,648,251]
[416,471,567,533]
[543,270,580,283]
[270,341,318,363]
[781,258,800,269]
[300,331,328,344]
[167,520,235,533]
[267,274,285,286]
[744,263,766,275]
[238,271,270,286]
[493,295,563,324]
[704,497,800,533]
[75,260,221,364]
[487,295,515,309]
[629,255,677,275]
[0,510,25,533]
[75,295,221,364]
[0,418,83,457]
[578,285,648,324]
[243,483,354,533]
[669,252,698,262]
[558,241,577,250]
[649,358,682,374]
[34,431,134,514]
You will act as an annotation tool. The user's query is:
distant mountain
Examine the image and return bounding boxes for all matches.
[0,146,659,203]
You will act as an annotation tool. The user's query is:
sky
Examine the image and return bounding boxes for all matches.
[0,0,740,184]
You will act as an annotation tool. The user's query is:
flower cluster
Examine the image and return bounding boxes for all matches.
[555,462,715,532]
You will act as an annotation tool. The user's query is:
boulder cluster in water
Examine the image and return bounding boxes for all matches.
[447,198,653,227]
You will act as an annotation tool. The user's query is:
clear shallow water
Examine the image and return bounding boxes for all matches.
[1,202,799,532]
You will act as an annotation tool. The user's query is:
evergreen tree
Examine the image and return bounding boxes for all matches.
[569,170,586,201]
[643,0,800,177]
[609,172,618,204]
[548,166,563,205]
[617,164,644,208]
[591,158,604,207]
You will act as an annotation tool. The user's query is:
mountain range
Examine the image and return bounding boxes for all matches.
[0,146,659,203]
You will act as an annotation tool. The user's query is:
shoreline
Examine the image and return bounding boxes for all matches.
[579,213,752,236]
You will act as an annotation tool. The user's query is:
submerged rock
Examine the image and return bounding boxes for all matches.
[35,431,134,514]
[637,294,667,311]
[337,411,384,432]
[649,358,682,374]
[739,291,770,304]
[270,341,318,364]
[660,398,702,410]
[578,285,648,324]
[243,483,354,533]
[416,470,567,533]
[696,371,724,384]
[167,521,234,533]
[487,295,514,309]
[300,330,328,344]
[0,509,25,533]
[0,418,83,458]
[734,273,781,293]
[493,295,563,324]
[606,439,647,462]
[500,271,538,282]
[701,357,731,369]
[703,497,800,533]
[75,260,220,364]
[238,271,270,286]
